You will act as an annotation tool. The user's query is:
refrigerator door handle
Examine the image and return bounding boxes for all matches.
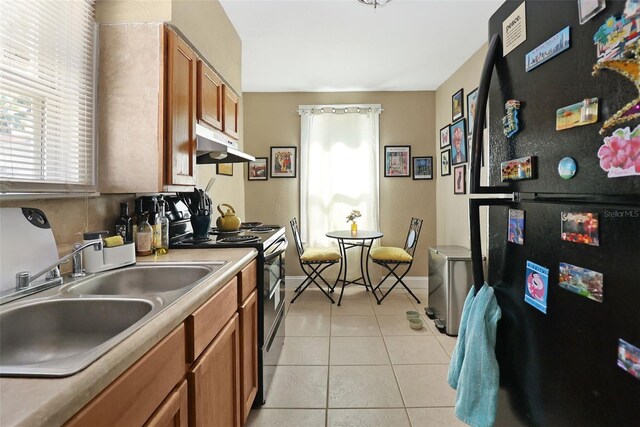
[469,198,515,292]
[471,33,513,195]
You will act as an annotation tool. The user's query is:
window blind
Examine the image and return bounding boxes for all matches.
[0,0,96,193]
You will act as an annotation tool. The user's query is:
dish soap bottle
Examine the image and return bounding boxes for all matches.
[115,202,133,243]
[155,199,170,255]
[136,212,153,256]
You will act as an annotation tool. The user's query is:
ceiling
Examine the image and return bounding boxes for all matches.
[219,0,503,92]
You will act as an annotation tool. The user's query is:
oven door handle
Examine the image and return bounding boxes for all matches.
[264,238,288,262]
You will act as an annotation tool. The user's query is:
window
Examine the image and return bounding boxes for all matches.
[0,0,96,193]
[299,104,381,247]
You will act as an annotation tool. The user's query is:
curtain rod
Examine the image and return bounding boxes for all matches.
[297,104,383,115]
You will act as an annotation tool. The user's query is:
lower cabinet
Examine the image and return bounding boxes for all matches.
[188,314,241,427]
[240,289,258,422]
[144,380,189,427]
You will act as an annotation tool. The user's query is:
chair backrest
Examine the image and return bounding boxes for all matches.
[290,218,305,258]
[403,217,423,258]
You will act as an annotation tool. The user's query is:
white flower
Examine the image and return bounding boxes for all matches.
[346,210,362,222]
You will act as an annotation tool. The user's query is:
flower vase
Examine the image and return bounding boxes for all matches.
[351,221,358,235]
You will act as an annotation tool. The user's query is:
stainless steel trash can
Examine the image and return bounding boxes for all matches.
[426,246,480,336]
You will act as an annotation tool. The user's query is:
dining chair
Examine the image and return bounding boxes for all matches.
[290,218,341,303]
[369,217,423,304]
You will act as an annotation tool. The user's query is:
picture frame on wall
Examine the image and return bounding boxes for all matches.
[441,149,451,176]
[270,146,297,178]
[384,145,411,177]
[248,157,268,181]
[440,125,451,148]
[412,156,433,180]
[216,163,233,176]
[454,165,466,194]
[450,118,467,165]
[452,88,464,121]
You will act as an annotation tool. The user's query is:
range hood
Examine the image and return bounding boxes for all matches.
[195,123,255,164]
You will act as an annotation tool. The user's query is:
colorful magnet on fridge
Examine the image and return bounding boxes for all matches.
[561,212,600,246]
[618,338,640,380]
[597,125,640,178]
[524,261,549,314]
[507,209,525,245]
[558,157,577,180]
[525,26,571,72]
[503,100,521,137]
[558,262,603,303]
[500,156,536,181]
[556,98,598,130]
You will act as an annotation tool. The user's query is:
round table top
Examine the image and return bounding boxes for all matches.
[326,230,383,240]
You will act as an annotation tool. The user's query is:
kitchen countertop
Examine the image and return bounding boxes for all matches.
[0,248,257,427]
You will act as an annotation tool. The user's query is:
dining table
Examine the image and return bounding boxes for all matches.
[325,229,383,305]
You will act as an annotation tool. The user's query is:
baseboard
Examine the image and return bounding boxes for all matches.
[285,276,429,290]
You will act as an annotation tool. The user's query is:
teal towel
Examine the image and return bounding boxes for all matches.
[447,283,501,427]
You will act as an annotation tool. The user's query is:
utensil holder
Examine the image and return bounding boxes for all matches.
[191,215,211,239]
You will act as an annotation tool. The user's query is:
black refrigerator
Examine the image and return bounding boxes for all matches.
[468,1,640,426]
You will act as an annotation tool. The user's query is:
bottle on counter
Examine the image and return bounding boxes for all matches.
[115,202,133,243]
[148,199,162,253]
[155,199,170,255]
[133,197,145,243]
[136,212,153,256]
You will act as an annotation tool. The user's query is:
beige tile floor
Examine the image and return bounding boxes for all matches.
[246,285,466,427]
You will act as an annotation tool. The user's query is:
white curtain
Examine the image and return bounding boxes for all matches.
[299,105,381,248]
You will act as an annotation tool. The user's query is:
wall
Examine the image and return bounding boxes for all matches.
[435,44,489,251]
[243,92,436,278]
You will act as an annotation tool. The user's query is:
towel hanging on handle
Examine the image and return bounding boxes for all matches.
[448,283,501,427]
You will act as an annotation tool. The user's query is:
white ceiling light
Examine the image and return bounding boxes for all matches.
[356,0,391,9]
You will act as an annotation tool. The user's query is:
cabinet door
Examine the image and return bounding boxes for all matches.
[188,314,241,427]
[166,29,197,186]
[240,290,258,422]
[144,380,188,427]
[222,86,239,140]
[197,61,223,131]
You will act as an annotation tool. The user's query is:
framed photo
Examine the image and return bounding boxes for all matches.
[450,119,467,165]
[439,125,450,148]
[384,145,411,177]
[578,0,606,25]
[412,156,433,180]
[466,88,478,138]
[454,165,466,194]
[248,157,268,181]
[270,146,297,178]
[452,88,464,121]
[216,163,233,176]
[441,149,451,176]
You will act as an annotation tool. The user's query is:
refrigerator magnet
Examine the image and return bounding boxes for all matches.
[525,26,571,72]
[558,157,577,180]
[561,212,600,246]
[502,99,521,137]
[501,156,537,181]
[617,338,640,380]
[556,98,599,130]
[525,261,549,314]
[508,209,525,245]
[597,125,640,178]
[558,262,603,303]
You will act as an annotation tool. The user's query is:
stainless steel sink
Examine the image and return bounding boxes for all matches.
[0,298,157,376]
[66,263,224,296]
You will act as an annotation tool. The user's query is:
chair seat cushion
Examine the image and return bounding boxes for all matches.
[301,247,341,262]
[370,246,413,262]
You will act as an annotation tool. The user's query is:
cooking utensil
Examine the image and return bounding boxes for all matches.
[216,203,241,231]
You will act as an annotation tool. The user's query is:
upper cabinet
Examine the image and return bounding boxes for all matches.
[166,29,197,187]
[222,86,240,140]
[197,61,223,131]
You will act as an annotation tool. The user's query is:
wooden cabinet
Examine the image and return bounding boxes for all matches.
[66,325,187,427]
[144,380,189,427]
[188,314,241,427]
[222,85,240,140]
[197,61,223,131]
[165,28,197,187]
[239,289,258,422]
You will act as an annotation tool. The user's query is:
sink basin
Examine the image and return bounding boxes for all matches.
[0,298,155,376]
[67,263,223,296]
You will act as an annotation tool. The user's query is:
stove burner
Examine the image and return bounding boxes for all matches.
[217,235,260,244]
[209,228,241,235]
[250,226,275,233]
[181,236,212,244]
[240,222,264,229]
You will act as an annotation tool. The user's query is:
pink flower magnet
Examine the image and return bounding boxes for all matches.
[597,125,640,178]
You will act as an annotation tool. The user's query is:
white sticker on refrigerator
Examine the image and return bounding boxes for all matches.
[502,2,527,56]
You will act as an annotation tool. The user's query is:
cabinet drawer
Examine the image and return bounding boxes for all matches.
[186,277,238,363]
[144,380,188,427]
[238,259,257,303]
[66,325,186,427]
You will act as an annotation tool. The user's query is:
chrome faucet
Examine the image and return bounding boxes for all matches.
[15,240,103,290]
